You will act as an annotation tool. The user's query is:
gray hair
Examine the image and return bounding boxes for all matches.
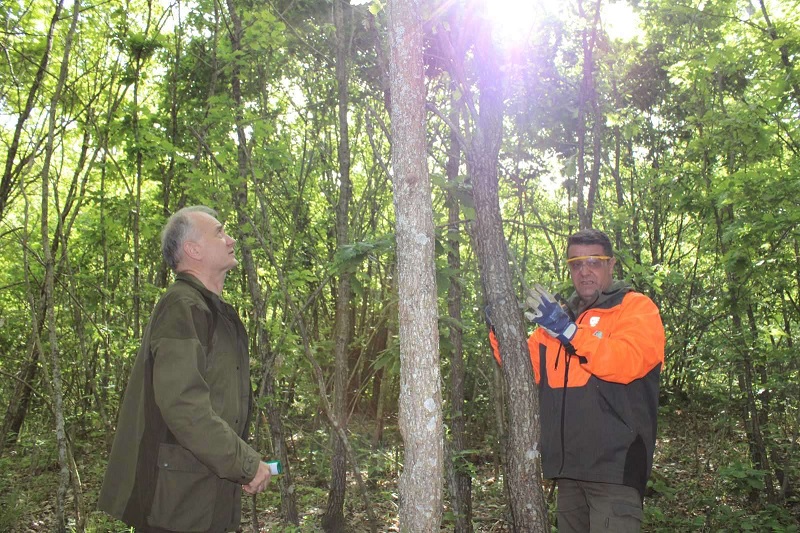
[161,206,217,271]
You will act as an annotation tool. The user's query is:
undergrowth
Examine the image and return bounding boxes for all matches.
[1,402,798,532]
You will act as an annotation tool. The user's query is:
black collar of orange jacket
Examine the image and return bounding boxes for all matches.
[566,279,632,317]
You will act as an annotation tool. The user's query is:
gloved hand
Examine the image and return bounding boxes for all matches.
[484,305,495,332]
[524,284,577,344]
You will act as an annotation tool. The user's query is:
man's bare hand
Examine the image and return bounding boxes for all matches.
[243,461,272,495]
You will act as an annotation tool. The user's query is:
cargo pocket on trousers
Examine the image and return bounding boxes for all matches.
[603,501,643,531]
[147,443,215,532]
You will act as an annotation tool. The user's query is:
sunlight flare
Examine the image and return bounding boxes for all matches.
[483,0,541,43]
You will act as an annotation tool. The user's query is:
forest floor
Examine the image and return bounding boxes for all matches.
[1,401,798,532]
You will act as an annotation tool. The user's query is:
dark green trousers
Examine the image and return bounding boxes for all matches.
[556,479,643,532]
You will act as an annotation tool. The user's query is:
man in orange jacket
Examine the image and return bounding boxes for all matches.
[490,229,665,532]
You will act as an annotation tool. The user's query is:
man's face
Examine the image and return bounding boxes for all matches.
[567,243,615,304]
[187,211,238,273]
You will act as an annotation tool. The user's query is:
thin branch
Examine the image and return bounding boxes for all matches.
[426,101,469,154]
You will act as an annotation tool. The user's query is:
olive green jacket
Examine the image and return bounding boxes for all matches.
[98,273,261,532]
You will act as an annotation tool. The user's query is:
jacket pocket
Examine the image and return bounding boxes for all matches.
[147,443,216,532]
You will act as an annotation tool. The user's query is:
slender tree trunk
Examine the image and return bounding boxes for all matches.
[372,278,395,449]
[576,0,603,230]
[39,0,81,528]
[130,0,155,339]
[0,349,38,452]
[132,64,143,339]
[260,365,299,524]
[445,90,473,533]
[610,67,624,258]
[466,12,549,532]
[712,189,774,502]
[238,202,378,531]
[0,210,42,452]
[371,368,387,447]
[388,0,444,529]
[224,1,299,525]
[0,0,63,222]
[322,1,354,529]
[1,186,38,457]
[98,157,112,423]
[158,2,183,288]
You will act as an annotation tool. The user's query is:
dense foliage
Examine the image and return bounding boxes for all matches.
[1,0,799,530]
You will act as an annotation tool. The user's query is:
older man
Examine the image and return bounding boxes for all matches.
[99,206,271,533]
[491,229,664,532]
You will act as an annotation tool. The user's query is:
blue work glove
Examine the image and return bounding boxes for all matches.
[484,305,495,332]
[524,284,577,344]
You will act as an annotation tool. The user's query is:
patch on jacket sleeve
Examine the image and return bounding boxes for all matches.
[593,331,603,339]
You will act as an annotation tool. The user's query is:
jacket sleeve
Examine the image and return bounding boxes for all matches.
[489,328,542,384]
[573,292,665,384]
[528,331,544,384]
[489,329,501,366]
[150,297,261,484]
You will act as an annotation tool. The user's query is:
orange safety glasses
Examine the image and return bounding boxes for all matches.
[566,255,611,271]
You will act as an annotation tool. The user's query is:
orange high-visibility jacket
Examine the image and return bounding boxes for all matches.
[490,282,665,497]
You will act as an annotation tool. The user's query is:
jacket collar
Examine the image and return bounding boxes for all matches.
[567,279,632,316]
[175,272,224,312]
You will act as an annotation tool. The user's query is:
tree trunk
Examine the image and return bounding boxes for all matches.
[0,345,38,452]
[388,0,444,529]
[372,289,394,449]
[445,90,473,533]
[576,0,603,230]
[712,190,774,502]
[129,1,156,340]
[0,0,63,223]
[157,6,183,288]
[323,1,353,529]
[39,0,81,528]
[466,12,549,532]
[261,369,299,524]
[224,0,299,526]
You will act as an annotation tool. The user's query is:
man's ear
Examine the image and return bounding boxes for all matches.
[183,240,202,261]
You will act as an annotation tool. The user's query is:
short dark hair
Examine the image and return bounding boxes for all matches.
[567,229,613,257]
[161,206,217,271]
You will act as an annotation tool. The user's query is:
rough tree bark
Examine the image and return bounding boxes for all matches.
[388,0,444,529]
[465,10,550,532]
